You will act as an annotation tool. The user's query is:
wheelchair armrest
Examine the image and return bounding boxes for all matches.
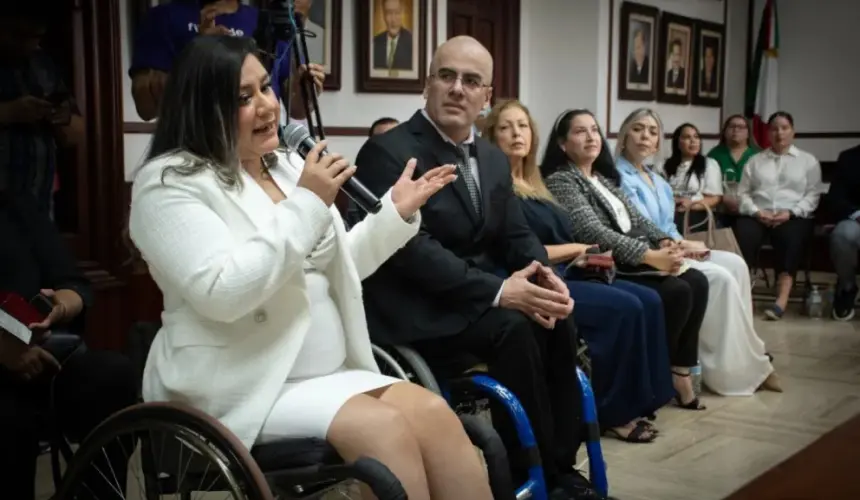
[41,332,85,365]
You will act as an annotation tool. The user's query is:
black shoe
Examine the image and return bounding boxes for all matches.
[556,471,616,500]
[832,286,858,321]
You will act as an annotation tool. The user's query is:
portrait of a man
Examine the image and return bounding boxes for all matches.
[698,35,720,97]
[664,35,688,93]
[626,19,652,88]
[372,0,413,71]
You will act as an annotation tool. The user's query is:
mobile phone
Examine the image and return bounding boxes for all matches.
[30,293,55,317]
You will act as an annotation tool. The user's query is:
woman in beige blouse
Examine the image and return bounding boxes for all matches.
[734,111,822,320]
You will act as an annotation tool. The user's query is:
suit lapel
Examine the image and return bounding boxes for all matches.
[406,112,481,225]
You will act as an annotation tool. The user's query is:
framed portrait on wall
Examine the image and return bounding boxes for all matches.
[617,1,659,102]
[355,0,427,93]
[691,20,725,107]
[657,12,695,105]
[303,0,343,90]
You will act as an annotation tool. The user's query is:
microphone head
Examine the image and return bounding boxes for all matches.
[283,122,311,150]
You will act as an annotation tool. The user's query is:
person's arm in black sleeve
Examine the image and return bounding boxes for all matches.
[353,139,504,307]
[827,149,860,222]
[12,194,91,333]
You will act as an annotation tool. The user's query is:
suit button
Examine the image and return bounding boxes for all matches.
[254,310,267,323]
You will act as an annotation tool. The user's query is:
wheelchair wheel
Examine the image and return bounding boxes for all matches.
[54,402,274,500]
[372,344,442,395]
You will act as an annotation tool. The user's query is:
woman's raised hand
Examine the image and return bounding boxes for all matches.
[390,159,457,220]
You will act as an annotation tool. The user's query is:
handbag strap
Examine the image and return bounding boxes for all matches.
[681,202,716,247]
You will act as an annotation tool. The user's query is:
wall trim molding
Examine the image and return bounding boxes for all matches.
[123,121,369,137]
[605,131,860,141]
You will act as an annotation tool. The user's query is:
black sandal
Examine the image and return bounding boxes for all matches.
[671,370,707,411]
[635,419,659,434]
[604,425,656,443]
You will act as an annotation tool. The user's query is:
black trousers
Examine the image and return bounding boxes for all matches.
[734,216,814,276]
[0,349,138,500]
[413,309,582,489]
[624,267,708,367]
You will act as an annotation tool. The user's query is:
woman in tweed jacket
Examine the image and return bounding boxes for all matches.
[542,109,709,411]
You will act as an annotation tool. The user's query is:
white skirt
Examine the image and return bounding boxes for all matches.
[688,251,773,395]
[257,367,402,443]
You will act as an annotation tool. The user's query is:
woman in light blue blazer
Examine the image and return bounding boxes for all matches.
[615,109,782,396]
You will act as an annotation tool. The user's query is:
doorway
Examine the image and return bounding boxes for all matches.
[447,0,521,101]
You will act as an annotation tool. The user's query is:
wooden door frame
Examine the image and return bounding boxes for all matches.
[446,0,521,100]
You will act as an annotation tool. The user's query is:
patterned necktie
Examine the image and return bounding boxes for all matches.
[387,38,396,69]
[456,144,481,216]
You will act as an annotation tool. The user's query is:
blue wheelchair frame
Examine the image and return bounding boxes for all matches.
[440,369,608,500]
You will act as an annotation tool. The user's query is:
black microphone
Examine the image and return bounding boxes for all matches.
[283,123,382,214]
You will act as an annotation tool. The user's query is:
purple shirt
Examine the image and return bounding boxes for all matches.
[129,2,293,99]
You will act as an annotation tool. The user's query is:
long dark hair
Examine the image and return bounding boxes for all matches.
[663,123,706,184]
[146,35,264,188]
[540,109,620,185]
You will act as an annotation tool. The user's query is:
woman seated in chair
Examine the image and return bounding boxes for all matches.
[734,111,822,320]
[542,109,709,412]
[615,110,781,396]
[0,190,137,500]
[480,100,673,443]
[660,123,724,232]
[127,35,492,500]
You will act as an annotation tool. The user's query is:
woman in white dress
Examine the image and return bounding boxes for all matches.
[128,35,493,500]
[615,110,782,396]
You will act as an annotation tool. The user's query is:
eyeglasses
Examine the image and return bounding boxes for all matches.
[430,68,490,92]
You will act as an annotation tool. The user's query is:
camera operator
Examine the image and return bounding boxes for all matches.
[130,0,324,122]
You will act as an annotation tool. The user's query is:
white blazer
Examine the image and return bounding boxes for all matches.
[129,150,420,449]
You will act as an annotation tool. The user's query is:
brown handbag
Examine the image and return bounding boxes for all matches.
[681,202,743,256]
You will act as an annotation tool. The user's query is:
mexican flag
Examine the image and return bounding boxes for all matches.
[746,0,779,148]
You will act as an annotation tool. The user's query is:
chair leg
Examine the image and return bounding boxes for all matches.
[575,368,609,498]
[454,375,548,500]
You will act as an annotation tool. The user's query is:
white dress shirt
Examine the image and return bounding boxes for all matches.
[663,157,724,201]
[737,145,822,218]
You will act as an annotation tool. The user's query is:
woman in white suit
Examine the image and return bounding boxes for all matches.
[128,35,492,500]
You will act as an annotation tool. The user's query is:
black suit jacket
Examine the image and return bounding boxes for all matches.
[372,29,413,70]
[352,111,548,345]
[666,67,686,88]
[628,56,650,84]
[699,69,718,93]
[826,145,860,221]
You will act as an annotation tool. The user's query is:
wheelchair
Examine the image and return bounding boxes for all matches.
[52,322,515,499]
[372,341,609,500]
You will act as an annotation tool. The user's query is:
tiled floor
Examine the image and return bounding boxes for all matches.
[34,310,860,500]
[600,311,860,500]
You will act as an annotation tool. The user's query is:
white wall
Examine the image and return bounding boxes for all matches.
[751,0,860,161]
[120,0,446,180]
